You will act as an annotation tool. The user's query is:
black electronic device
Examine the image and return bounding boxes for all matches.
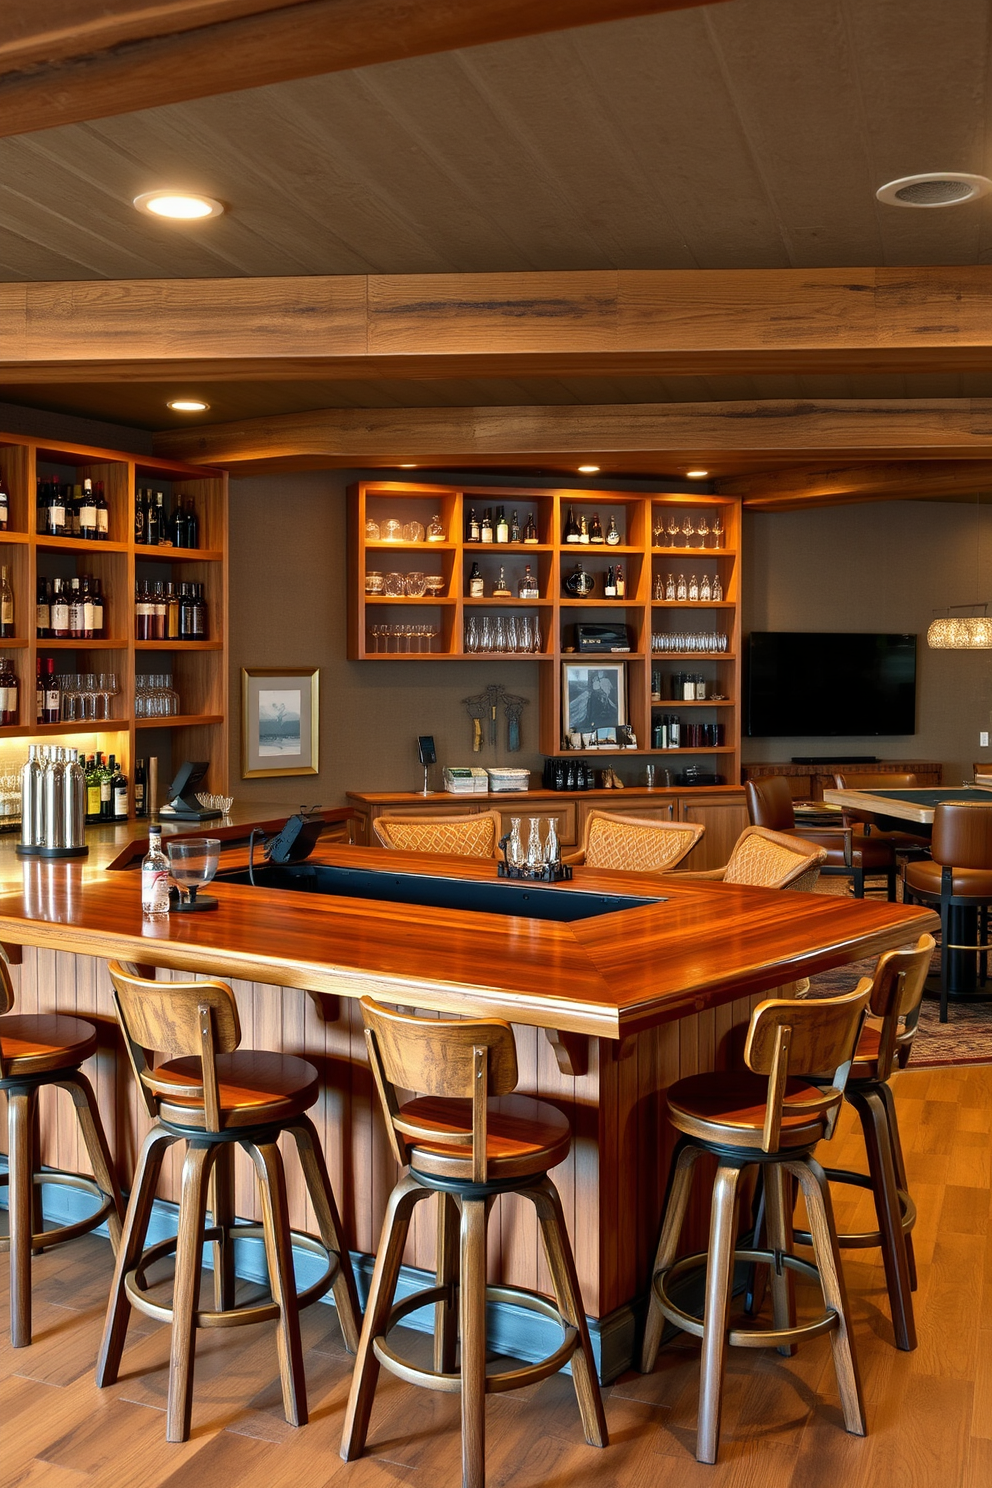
[157,761,222,821]
[745,632,917,737]
[417,735,437,766]
[576,623,631,653]
[266,807,326,865]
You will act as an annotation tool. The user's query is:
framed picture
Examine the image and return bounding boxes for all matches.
[241,667,319,778]
[561,661,626,743]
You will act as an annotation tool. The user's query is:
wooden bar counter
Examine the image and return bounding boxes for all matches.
[0,819,937,1375]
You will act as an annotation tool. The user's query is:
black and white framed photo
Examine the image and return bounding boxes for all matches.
[241,667,319,778]
[561,661,626,743]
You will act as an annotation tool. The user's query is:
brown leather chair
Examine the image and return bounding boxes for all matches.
[832,772,930,857]
[746,775,897,900]
[903,803,992,1020]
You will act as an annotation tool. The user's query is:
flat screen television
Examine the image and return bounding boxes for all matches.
[745,632,917,737]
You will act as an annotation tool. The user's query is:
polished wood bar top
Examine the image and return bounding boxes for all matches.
[0,843,937,1039]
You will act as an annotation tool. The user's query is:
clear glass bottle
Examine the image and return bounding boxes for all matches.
[518,564,539,599]
[676,573,687,601]
[699,573,711,602]
[493,566,511,597]
[507,817,524,867]
[543,817,560,867]
[665,572,676,601]
[590,512,604,544]
[526,817,544,869]
[141,826,170,915]
[427,513,445,542]
[712,573,724,601]
[688,574,699,601]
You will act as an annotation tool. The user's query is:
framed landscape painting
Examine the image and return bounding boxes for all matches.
[242,667,319,778]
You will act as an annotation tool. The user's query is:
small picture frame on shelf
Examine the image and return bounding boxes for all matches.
[241,667,319,778]
[561,661,626,742]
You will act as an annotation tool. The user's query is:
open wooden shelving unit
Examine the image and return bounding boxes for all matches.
[348,480,741,778]
[0,432,229,810]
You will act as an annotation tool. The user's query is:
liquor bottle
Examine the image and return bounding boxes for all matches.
[578,514,590,544]
[112,759,129,821]
[141,826,171,915]
[91,577,104,639]
[0,656,18,724]
[518,564,539,599]
[170,497,185,549]
[480,507,494,543]
[510,510,521,543]
[152,581,167,640]
[68,578,85,640]
[676,573,687,601]
[590,512,604,544]
[712,573,723,601]
[165,580,180,639]
[81,576,95,639]
[178,583,193,638]
[524,512,539,544]
[604,565,616,599]
[146,491,160,546]
[67,484,80,537]
[85,755,101,822]
[134,758,148,818]
[466,507,481,542]
[191,583,208,639]
[495,506,509,543]
[184,497,199,549]
[564,505,580,543]
[134,487,148,544]
[0,467,9,530]
[47,481,67,537]
[36,479,48,534]
[35,655,43,723]
[468,561,484,598]
[50,579,69,639]
[42,656,60,725]
[135,581,153,640]
[0,564,13,638]
[605,515,621,546]
[493,566,511,597]
[79,479,98,541]
[615,562,626,600]
[100,754,115,820]
[95,481,110,540]
[563,560,595,597]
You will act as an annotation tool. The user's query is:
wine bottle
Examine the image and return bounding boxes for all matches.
[564,505,580,543]
[112,759,129,821]
[165,580,180,640]
[146,491,160,545]
[170,497,185,549]
[36,577,51,639]
[91,577,104,639]
[0,564,14,638]
[134,758,148,818]
[50,579,69,639]
[184,496,199,549]
[42,656,60,725]
[468,561,484,598]
[605,515,621,546]
[524,512,539,544]
[79,479,98,541]
[578,514,590,544]
[68,578,85,640]
[152,581,167,641]
[495,506,509,543]
[134,487,148,544]
[0,656,18,725]
[590,512,604,543]
[48,482,66,537]
[135,581,153,641]
[95,481,110,540]
[80,576,94,639]
[0,467,9,530]
[100,754,115,820]
[466,507,481,542]
[178,582,193,638]
[35,655,43,724]
[85,756,100,823]
[191,582,207,639]
[480,508,494,543]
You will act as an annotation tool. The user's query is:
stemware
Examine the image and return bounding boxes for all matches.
[682,517,695,549]
[167,838,221,912]
[666,514,680,547]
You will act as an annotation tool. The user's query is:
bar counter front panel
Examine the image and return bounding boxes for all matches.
[0,828,936,1352]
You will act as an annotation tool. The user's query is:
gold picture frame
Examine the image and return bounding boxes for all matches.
[241,667,319,778]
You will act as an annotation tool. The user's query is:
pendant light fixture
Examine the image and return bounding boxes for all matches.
[928,495,992,649]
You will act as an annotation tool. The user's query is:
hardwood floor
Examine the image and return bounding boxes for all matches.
[2,1063,991,1488]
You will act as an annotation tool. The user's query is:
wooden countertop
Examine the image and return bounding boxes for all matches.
[347,785,746,805]
[0,842,937,1040]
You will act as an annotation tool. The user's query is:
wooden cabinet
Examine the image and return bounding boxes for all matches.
[0,433,228,809]
[348,480,742,781]
[741,760,942,801]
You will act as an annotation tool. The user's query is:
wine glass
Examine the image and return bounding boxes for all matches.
[167,838,221,912]
[666,514,680,547]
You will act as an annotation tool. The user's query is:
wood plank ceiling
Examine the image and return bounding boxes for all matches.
[4,0,992,501]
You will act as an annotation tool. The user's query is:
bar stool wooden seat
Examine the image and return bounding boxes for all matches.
[341,997,607,1488]
[0,954,124,1347]
[640,984,871,1464]
[97,961,361,1443]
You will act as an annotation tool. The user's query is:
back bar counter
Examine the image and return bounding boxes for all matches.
[0,810,937,1376]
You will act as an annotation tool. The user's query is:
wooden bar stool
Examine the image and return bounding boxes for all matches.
[792,934,933,1351]
[0,952,124,1347]
[640,984,871,1464]
[96,961,361,1443]
[341,997,607,1488]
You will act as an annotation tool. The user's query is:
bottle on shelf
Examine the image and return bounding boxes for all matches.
[495,506,509,543]
[68,578,85,640]
[578,513,590,544]
[563,560,595,597]
[79,479,98,540]
[564,506,580,543]
[146,491,161,546]
[712,573,724,601]
[0,656,18,725]
[152,581,167,641]
[50,579,69,639]
[135,580,153,640]
[524,512,539,544]
[165,580,180,639]
[0,467,9,530]
[170,497,185,549]
[605,515,621,546]
[604,565,616,599]
[42,657,59,724]
[518,564,540,599]
[91,576,105,638]
[191,582,208,639]
[85,755,101,822]
[112,758,129,821]
[590,513,604,544]
[615,563,626,600]
[0,564,14,638]
[35,656,43,723]
[185,495,200,549]
[480,508,494,543]
[100,754,115,821]
[93,481,109,540]
[134,758,148,818]
[468,561,484,598]
[141,826,170,916]
[135,487,148,544]
[39,479,67,537]
[510,510,521,543]
[493,566,511,597]
[466,507,481,542]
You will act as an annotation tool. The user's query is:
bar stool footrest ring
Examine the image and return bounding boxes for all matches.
[124,1222,338,1327]
[792,1167,917,1250]
[373,1281,578,1394]
[0,1169,115,1254]
[654,1249,840,1350]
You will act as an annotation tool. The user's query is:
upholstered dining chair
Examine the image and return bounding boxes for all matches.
[746,775,897,899]
[675,824,827,891]
[563,808,704,872]
[372,809,502,857]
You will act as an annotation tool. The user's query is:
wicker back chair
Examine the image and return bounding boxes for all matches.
[372,809,502,858]
[678,825,827,891]
[565,809,704,873]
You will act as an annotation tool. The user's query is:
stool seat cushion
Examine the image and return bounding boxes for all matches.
[904,860,992,898]
[401,1092,571,1180]
[151,1050,321,1128]
[0,1014,97,1079]
[666,1071,839,1149]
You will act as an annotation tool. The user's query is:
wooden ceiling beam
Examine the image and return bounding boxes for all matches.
[0,0,725,138]
[7,268,992,381]
[716,459,992,509]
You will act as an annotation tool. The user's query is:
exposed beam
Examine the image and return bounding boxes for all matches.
[8,268,992,383]
[152,398,992,476]
[717,459,992,509]
[0,0,725,138]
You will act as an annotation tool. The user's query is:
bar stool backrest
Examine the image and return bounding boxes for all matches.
[867,934,934,1080]
[745,776,796,831]
[721,826,826,890]
[361,996,518,1182]
[931,802,992,870]
[581,810,704,872]
[107,960,241,1132]
[373,810,502,857]
[744,984,871,1152]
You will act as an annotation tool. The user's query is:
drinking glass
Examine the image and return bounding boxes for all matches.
[167,838,221,912]
[405,571,427,597]
[479,616,494,652]
[465,616,479,653]
[505,615,518,652]
[493,615,507,652]
[666,515,680,547]
[365,518,381,541]
[531,616,542,653]
[425,574,445,597]
[365,571,384,595]
[697,513,710,548]
[712,514,725,548]
[682,517,695,548]
[384,572,405,597]
[518,615,533,653]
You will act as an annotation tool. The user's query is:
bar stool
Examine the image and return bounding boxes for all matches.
[640,984,871,1464]
[373,810,503,857]
[563,809,704,871]
[746,775,897,898]
[97,961,361,1443]
[341,997,607,1488]
[903,802,992,1020]
[0,952,124,1347]
[792,934,933,1352]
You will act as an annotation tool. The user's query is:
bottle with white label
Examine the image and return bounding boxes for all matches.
[0,564,13,638]
[141,826,170,915]
[0,656,18,725]
[79,479,98,540]
[468,562,484,598]
[517,564,540,599]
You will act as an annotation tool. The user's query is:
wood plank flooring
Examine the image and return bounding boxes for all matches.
[2,1063,991,1488]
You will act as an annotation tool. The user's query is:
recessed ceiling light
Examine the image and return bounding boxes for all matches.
[578,464,600,474]
[686,469,709,479]
[134,191,224,220]
[167,398,209,412]
[875,172,992,208]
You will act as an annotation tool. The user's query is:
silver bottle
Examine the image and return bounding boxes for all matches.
[42,747,65,849]
[63,749,86,848]
[20,744,42,848]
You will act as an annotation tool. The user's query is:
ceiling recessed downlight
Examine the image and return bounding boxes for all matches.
[134,191,224,220]
[876,172,992,208]
[167,399,209,412]
[686,469,709,478]
[578,464,600,474]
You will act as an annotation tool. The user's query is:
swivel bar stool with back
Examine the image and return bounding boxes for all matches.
[341,996,608,1488]
[903,801,992,1021]
[640,984,871,1464]
[0,950,124,1347]
[97,961,361,1442]
[746,775,897,898]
